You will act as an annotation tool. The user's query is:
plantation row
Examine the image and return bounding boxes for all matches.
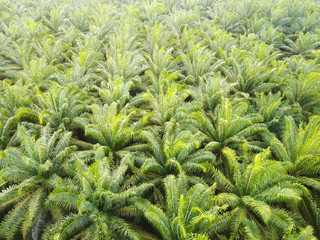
[1,0,320,239]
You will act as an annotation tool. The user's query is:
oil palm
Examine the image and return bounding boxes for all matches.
[191,98,267,158]
[45,154,152,240]
[35,83,93,131]
[137,120,215,188]
[253,92,298,133]
[263,115,320,234]
[131,81,195,131]
[180,44,224,85]
[0,125,76,240]
[283,72,320,116]
[61,49,104,89]
[132,174,222,240]
[209,148,306,239]
[84,102,135,161]
[144,44,179,78]
[280,32,320,58]
[189,75,235,112]
[0,107,37,151]
[220,49,276,96]
[141,23,172,55]
[93,77,133,110]
[0,82,35,150]
[140,0,167,26]
[102,50,146,83]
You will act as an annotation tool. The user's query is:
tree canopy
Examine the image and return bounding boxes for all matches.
[1,0,320,239]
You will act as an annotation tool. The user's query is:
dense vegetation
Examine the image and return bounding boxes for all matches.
[1,0,320,239]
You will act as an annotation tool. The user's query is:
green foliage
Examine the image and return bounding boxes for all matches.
[0,125,76,239]
[1,0,320,239]
[191,98,267,156]
[133,174,223,240]
[210,148,308,239]
[45,156,151,240]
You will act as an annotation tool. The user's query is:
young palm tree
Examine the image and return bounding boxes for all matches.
[258,27,285,48]
[0,125,76,240]
[180,44,224,85]
[144,44,179,78]
[83,102,136,162]
[263,115,320,234]
[283,72,320,116]
[137,120,215,188]
[280,32,320,58]
[220,49,276,96]
[271,0,317,36]
[102,51,146,83]
[131,81,194,131]
[93,77,133,110]
[132,174,223,240]
[45,155,152,240]
[0,82,32,117]
[41,7,67,34]
[0,116,16,151]
[253,92,298,133]
[209,148,307,239]
[191,98,267,159]
[35,83,93,131]
[189,75,235,112]
[141,23,172,55]
[0,82,37,150]
[285,56,320,77]
[140,1,167,26]
[20,57,58,87]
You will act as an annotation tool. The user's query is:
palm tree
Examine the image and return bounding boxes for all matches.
[263,115,320,234]
[132,174,223,240]
[287,226,317,240]
[283,72,320,116]
[0,82,37,150]
[205,29,237,59]
[35,83,93,131]
[271,0,317,36]
[83,102,136,162]
[136,120,215,189]
[253,92,298,133]
[21,57,58,87]
[285,56,320,77]
[0,82,32,117]
[144,44,179,78]
[31,37,70,65]
[280,32,320,58]
[0,125,76,240]
[56,49,104,90]
[130,81,194,131]
[0,38,32,81]
[189,75,235,112]
[141,24,172,55]
[41,7,66,34]
[180,44,224,85]
[258,27,285,48]
[140,1,167,26]
[103,14,146,82]
[220,49,276,96]
[102,50,146,83]
[208,148,307,239]
[0,116,16,151]
[93,76,133,110]
[191,98,267,160]
[69,9,90,33]
[45,154,152,240]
